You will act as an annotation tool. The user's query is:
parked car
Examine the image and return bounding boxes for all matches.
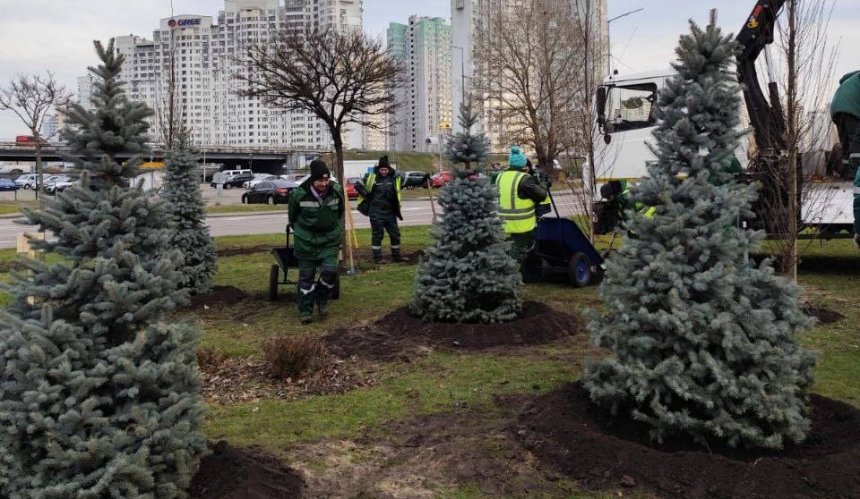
[211,172,254,189]
[15,173,40,189]
[0,178,20,191]
[241,180,293,205]
[431,171,454,188]
[42,175,72,191]
[280,173,307,183]
[243,174,280,189]
[402,171,431,189]
[210,169,253,189]
[345,177,360,199]
[44,177,78,195]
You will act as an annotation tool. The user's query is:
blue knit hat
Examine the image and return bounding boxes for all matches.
[508,146,527,169]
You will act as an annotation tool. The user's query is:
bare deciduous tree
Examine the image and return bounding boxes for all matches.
[0,72,70,197]
[236,28,400,187]
[753,0,838,280]
[565,0,609,242]
[477,0,580,173]
[157,2,184,150]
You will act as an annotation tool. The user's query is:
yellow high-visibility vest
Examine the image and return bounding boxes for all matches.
[496,170,536,234]
[358,173,401,205]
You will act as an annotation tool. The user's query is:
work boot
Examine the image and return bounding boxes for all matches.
[300,312,313,325]
[391,249,403,263]
[372,249,383,263]
[317,301,329,319]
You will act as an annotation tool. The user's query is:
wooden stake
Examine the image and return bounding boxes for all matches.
[425,177,438,223]
[342,189,357,271]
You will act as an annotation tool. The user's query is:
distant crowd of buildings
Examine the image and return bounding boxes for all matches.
[68,0,607,155]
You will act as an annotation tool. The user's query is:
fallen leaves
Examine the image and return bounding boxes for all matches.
[199,354,381,404]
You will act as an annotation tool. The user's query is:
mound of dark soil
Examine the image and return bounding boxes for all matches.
[189,441,304,498]
[217,244,275,258]
[804,305,845,324]
[188,285,248,310]
[323,301,582,360]
[516,382,860,498]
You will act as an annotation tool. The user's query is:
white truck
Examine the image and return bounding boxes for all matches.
[587,1,856,236]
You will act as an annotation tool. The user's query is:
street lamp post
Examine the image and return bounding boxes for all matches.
[607,8,644,76]
[451,45,467,103]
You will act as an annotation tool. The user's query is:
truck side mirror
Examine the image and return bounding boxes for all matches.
[595,87,607,128]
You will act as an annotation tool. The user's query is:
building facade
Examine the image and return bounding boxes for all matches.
[387,16,453,153]
[77,0,364,150]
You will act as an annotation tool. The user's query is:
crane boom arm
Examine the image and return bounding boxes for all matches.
[735,0,787,156]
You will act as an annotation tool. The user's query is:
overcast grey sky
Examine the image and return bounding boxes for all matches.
[0,0,857,140]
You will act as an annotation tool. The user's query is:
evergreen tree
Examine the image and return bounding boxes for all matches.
[444,99,490,170]
[162,129,217,294]
[582,20,815,450]
[412,100,522,323]
[0,40,206,497]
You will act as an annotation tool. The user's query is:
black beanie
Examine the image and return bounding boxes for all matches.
[378,155,391,169]
[309,159,330,181]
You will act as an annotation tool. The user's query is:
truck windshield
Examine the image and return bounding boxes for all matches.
[603,83,658,133]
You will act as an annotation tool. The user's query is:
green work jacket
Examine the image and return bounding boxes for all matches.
[288,181,345,260]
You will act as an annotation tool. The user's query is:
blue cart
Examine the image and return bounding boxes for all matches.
[528,191,605,287]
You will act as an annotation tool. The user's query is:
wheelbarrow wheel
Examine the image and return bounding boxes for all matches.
[268,264,279,301]
[330,272,341,300]
[568,252,593,287]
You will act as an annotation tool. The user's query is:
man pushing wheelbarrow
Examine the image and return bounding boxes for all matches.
[287,159,345,324]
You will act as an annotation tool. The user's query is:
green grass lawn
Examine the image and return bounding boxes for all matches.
[206,203,286,214]
[1,226,858,497]
[0,201,37,216]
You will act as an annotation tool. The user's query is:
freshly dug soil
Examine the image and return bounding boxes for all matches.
[217,244,276,258]
[189,441,304,498]
[323,301,583,360]
[198,354,380,404]
[188,285,249,310]
[804,305,845,324]
[516,382,860,498]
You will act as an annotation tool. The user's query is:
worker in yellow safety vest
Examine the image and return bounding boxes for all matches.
[495,145,549,265]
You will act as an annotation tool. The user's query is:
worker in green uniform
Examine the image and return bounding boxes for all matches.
[495,145,549,266]
[855,166,860,249]
[287,160,345,324]
[830,71,860,248]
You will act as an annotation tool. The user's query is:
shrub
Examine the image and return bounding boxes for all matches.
[263,336,328,378]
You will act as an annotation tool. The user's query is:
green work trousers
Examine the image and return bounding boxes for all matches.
[508,230,535,266]
[297,255,338,317]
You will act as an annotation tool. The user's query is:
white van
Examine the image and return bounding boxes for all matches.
[210,169,253,188]
[15,173,40,189]
[222,169,252,179]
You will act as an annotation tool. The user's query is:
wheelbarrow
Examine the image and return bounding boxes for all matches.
[269,224,340,301]
[527,190,605,287]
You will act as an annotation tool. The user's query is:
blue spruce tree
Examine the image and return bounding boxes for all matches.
[412,99,522,323]
[0,40,206,497]
[162,129,217,294]
[444,99,490,170]
[583,20,815,449]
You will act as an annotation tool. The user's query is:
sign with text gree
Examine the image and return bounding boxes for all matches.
[168,18,201,28]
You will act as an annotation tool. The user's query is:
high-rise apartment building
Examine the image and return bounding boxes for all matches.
[77,0,364,149]
[450,0,607,151]
[387,16,453,152]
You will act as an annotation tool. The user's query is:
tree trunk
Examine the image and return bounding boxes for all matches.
[34,142,42,203]
[333,132,347,260]
[785,0,799,282]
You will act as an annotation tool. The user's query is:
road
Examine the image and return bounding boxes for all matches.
[0,192,585,249]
